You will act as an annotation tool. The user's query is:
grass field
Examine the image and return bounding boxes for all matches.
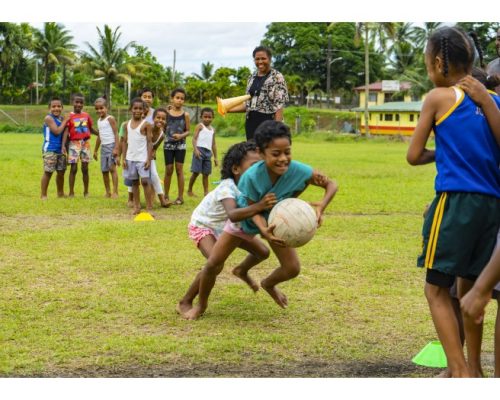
[0,132,497,377]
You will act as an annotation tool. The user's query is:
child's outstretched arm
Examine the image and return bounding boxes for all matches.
[406,91,441,166]
[461,246,500,324]
[458,75,500,147]
[307,171,338,227]
[222,193,277,223]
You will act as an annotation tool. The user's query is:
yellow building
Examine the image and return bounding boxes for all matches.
[352,81,424,136]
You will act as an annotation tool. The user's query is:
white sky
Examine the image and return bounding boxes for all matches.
[8,0,500,77]
[32,22,269,76]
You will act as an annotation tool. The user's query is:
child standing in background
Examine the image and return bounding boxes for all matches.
[121,98,154,215]
[187,107,218,197]
[407,26,500,377]
[93,97,119,198]
[163,88,190,206]
[62,93,95,198]
[40,97,70,199]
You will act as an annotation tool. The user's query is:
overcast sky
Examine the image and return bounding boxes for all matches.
[32,22,269,77]
[9,0,500,78]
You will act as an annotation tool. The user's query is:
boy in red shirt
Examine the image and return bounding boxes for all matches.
[62,93,96,197]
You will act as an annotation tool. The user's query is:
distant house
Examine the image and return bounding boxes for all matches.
[352,80,424,136]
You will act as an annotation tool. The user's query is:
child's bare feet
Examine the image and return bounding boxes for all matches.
[40,195,48,201]
[57,193,67,198]
[104,193,111,198]
[232,267,259,292]
[176,301,193,315]
[261,280,288,308]
[68,193,75,198]
[84,192,89,198]
[127,200,134,208]
[146,209,155,218]
[111,193,119,199]
[161,199,172,208]
[131,208,141,215]
[187,191,196,197]
[182,305,205,320]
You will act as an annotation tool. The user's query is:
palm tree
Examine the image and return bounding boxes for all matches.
[82,25,135,109]
[411,22,444,51]
[355,22,396,137]
[194,61,214,82]
[32,22,76,102]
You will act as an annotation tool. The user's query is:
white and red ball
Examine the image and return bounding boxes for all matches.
[268,198,318,248]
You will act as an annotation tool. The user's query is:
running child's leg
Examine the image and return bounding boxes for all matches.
[233,237,270,292]
[425,281,470,377]
[182,233,242,320]
[177,234,217,315]
[260,244,301,309]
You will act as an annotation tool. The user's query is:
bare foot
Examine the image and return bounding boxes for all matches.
[84,192,90,198]
[68,193,75,198]
[104,193,111,198]
[161,200,172,208]
[187,191,196,197]
[131,208,141,215]
[40,195,48,201]
[261,280,288,308]
[127,200,134,208]
[182,305,205,320]
[111,193,119,199]
[57,193,67,198]
[176,301,193,315]
[232,267,259,292]
[146,209,155,218]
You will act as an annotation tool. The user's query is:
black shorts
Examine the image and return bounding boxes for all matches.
[426,269,477,288]
[164,149,186,165]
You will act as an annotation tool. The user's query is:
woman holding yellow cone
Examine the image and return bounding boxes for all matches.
[227,46,289,141]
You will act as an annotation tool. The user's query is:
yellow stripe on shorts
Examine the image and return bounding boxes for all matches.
[425,193,447,268]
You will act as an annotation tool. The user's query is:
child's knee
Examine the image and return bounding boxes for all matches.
[255,246,270,261]
[424,282,448,303]
[205,259,224,275]
[286,260,301,278]
[165,165,174,175]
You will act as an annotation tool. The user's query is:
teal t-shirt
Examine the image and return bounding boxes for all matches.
[237,160,314,234]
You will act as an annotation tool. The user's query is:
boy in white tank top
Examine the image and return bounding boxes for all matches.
[93,98,120,198]
[121,98,154,215]
[187,108,218,197]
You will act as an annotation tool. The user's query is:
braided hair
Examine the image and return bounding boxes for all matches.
[469,31,485,69]
[427,26,475,77]
[220,141,257,180]
[472,67,500,91]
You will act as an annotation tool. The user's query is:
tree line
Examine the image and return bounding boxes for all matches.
[1,22,498,108]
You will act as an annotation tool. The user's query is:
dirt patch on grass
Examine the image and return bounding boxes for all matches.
[10,359,448,378]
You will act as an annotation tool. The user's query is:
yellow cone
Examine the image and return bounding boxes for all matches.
[216,94,251,117]
[134,212,155,222]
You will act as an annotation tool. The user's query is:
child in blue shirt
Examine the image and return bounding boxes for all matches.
[182,121,337,319]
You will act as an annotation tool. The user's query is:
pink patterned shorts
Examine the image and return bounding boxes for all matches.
[188,224,218,247]
[223,220,256,242]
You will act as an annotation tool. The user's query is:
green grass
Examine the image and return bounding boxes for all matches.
[0,132,496,376]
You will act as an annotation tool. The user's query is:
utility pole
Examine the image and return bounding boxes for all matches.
[35,61,39,105]
[326,35,332,108]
